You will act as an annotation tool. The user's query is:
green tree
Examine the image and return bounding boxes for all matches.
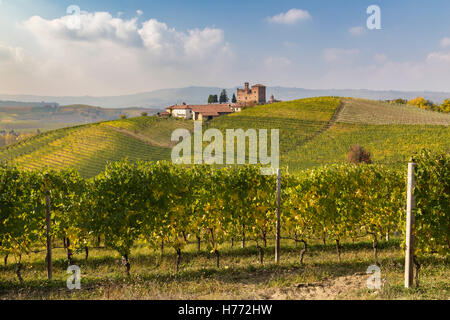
[208,94,219,104]
[232,93,237,103]
[219,90,229,104]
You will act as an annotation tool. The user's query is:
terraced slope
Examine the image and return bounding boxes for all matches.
[285,98,450,171]
[1,97,449,176]
[337,98,450,125]
[286,123,450,171]
[0,117,192,177]
[209,97,449,172]
[207,97,341,162]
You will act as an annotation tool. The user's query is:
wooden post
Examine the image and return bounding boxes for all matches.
[275,169,281,264]
[405,162,415,288]
[45,191,53,281]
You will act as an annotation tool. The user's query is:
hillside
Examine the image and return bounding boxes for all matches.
[0,117,191,177]
[1,97,449,177]
[209,97,450,171]
[0,104,155,133]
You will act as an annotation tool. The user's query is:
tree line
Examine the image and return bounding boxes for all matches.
[208,89,237,104]
[388,97,450,113]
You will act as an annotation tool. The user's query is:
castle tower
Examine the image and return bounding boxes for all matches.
[237,82,266,105]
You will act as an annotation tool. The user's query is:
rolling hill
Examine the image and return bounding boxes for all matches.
[0,97,449,177]
[0,104,155,133]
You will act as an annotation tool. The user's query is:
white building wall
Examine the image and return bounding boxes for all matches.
[172,108,193,119]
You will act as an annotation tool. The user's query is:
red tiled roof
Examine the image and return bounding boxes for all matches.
[167,105,190,110]
[167,104,234,116]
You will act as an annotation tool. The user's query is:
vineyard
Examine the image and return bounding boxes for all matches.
[0,118,191,177]
[0,149,448,299]
[337,98,450,125]
[1,97,450,177]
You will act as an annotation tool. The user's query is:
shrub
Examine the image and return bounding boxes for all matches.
[439,99,450,113]
[407,97,436,110]
[348,144,372,164]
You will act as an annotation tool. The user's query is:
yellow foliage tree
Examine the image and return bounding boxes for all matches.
[407,97,432,110]
[439,99,450,113]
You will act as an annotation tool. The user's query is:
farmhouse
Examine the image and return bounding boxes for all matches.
[163,82,267,121]
[237,82,266,105]
[166,104,235,121]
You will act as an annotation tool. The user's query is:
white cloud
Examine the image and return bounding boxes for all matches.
[374,53,388,64]
[24,12,142,46]
[440,37,450,48]
[268,9,311,25]
[264,56,291,69]
[136,10,143,16]
[283,41,297,48]
[323,48,359,63]
[349,26,366,36]
[0,10,234,95]
[0,44,24,63]
[427,51,450,64]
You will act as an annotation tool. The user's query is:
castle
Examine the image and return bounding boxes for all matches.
[237,82,266,105]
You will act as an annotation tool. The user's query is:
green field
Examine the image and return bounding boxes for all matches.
[1,97,449,176]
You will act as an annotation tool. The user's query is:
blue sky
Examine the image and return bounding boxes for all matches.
[1,0,450,95]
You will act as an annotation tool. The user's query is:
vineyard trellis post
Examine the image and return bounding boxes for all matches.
[275,168,281,264]
[45,191,53,280]
[405,162,415,288]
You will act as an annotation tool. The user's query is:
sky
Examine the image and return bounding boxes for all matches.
[1,0,450,96]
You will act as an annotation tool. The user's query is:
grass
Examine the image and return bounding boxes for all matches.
[0,238,448,300]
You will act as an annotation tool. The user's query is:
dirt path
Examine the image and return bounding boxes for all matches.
[257,273,370,300]
[301,100,345,146]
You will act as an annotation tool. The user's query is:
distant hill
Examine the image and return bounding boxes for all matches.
[0,103,155,132]
[0,101,59,108]
[2,86,450,109]
[1,97,449,177]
